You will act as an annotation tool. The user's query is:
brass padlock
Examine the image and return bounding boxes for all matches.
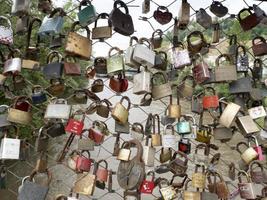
[183,179,201,200]
[92,13,112,41]
[111,96,131,124]
[159,178,177,200]
[236,142,258,164]
[117,141,131,161]
[167,92,181,119]
[151,114,162,146]
[192,165,206,189]
[219,100,240,128]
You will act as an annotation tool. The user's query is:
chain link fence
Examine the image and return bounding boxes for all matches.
[1,0,267,199]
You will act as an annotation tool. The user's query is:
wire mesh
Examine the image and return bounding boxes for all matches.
[0,0,267,200]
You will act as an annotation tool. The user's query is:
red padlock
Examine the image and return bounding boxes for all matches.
[89,121,106,145]
[14,96,31,112]
[140,171,155,194]
[65,110,85,135]
[96,160,109,182]
[249,135,264,161]
[202,87,219,109]
[75,150,92,173]
[178,138,191,154]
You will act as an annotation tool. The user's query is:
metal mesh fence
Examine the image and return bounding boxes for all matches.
[1,0,267,199]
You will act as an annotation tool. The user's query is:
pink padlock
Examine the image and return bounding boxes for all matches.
[250,135,264,161]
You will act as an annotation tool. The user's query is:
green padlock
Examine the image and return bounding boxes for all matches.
[176,116,191,134]
[77,0,97,26]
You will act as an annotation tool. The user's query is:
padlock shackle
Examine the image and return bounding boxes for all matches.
[119,96,131,111]
[113,0,129,14]
[238,170,251,183]
[29,169,52,186]
[70,21,91,39]
[172,151,188,165]
[236,45,247,56]
[153,114,160,134]
[138,37,152,49]
[132,122,144,134]
[187,31,206,47]
[49,7,66,17]
[195,143,209,155]
[237,8,254,21]
[152,29,163,39]
[108,46,123,57]
[146,170,155,181]
[94,13,111,28]
[252,36,267,45]
[249,160,264,173]
[129,36,139,46]
[46,51,63,64]
[71,109,86,122]
[229,34,237,45]
[236,141,249,154]
[215,54,231,68]
[170,173,188,187]
[128,139,143,162]
[27,18,42,49]
[32,85,44,94]
[97,159,108,169]
[12,95,32,110]
[163,124,175,135]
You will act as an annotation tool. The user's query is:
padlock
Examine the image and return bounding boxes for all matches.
[133,66,151,95]
[196,8,212,29]
[31,85,47,105]
[151,72,172,100]
[252,59,262,81]
[238,171,256,199]
[73,162,97,196]
[3,49,22,75]
[193,144,209,166]
[65,110,85,136]
[0,105,11,128]
[178,138,191,154]
[238,8,260,31]
[160,147,172,163]
[11,0,30,16]
[170,173,188,190]
[43,51,63,79]
[47,78,65,96]
[96,159,109,183]
[143,136,155,167]
[151,114,162,146]
[77,0,97,26]
[140,171,155,194]
[38,0,52,14]
[76,150,93,173]
[117,141,131,161]
[249,160,267,184]
[125,36,140,69]
[91,79,104,93]
[202,87,219,109]
[7,96,32,125]
[111,96,131,124]
[161,108,176,126]
[0,16,13,45]
[236,142,258,164]
[35,126,48,153]
[192,53,210,84]
[115,120,130,134]
[12,74,26,91]
[252,36,267,56]
[159,178,177,200]
[49,34,65,49]
[167,94,181,119]
[196,114,212,144]
[214,54,237,82]
[154,51,168,71]
[45,121,66,138]
[172,42,191,69]
[183,179,201,200]
[18,170,51,200]
[153,6,173,25]
[187,31,209,56]
[63,56,81,76]
[210,1,228,17]
[191,95,203,114]
[236,115,260,135]
[96,99,112,118]
[162,124,177,149]
[192,165,206,189]
[133,37,155,68]
[236,45,249,72]
[248,105,266,119]
[219,101,240,128]
[169,151,188,175]
[142,0,150,14]
[177,75,195,99]
[78,129,95,151]
[107,47,124,74]
[94,57,107,76]
[150,29,163,49]
[140,93,153,106]
[207,171,229,199]
[44,98,71,120]
[112,133,120,156]
[92,13,112,41]
[249,135,264,161]
[109,72,128,93]
[109,0,134,36]
[69,89,90,105]
[38,7,65,36]
[67,150,79,171]
[131,123,144,142]
[176,116,191,135]
[0,126,20,160]
[88,121,107,145]
[178,0,190,29]
[65,21,92,60]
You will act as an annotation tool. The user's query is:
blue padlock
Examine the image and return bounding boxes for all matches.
[32,85,47,105]
[78,0,97,27]
[176,115,191,134]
